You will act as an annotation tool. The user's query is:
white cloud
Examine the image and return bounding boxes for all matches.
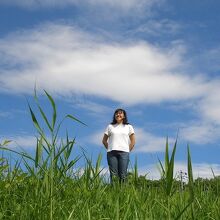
[138,161,220,180]
[90,0,158,10]
[0,111,12,118]
[134,128,175,152]
[88,130,104,147]
[0,0,162,11]
[1,23,220,142]
[199,82,220,125]
[0,0,77,8]
[0,23,208,106]
[204,48,220,71]
[192,47,220,73]
[3,135,37,150]
[180,122,220,145]
[0,109,26,119]
[2,134,77,150]
[131,19,181,36]
[74,100,112,115]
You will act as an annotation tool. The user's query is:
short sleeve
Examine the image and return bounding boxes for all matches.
[104,125,110,136]
[128,125,135,136]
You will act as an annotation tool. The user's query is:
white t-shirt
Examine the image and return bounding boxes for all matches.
[104,123,135,152]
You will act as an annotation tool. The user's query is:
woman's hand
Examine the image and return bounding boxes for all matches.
[102,134,109,149]
[129,133,135,151]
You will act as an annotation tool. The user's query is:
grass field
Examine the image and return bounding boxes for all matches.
[1,91,220,220]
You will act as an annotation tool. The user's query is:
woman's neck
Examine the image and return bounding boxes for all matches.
[116,121,123,124]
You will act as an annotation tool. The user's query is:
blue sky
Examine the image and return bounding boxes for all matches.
[1,0,220,179]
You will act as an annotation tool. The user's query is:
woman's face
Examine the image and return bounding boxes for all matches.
[115,110,125,123]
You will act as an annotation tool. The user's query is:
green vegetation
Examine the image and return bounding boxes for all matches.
[1,91,220,219]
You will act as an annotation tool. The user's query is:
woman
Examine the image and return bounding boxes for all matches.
[102,108,135,183]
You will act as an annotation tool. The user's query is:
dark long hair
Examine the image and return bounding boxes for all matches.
[111,108,129,125]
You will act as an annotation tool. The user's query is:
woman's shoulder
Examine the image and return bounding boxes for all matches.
[126,124,135,131]
[125,123,133,127]
[107,124,114,128]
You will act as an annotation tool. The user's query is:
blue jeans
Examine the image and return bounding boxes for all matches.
[107,150,129,183]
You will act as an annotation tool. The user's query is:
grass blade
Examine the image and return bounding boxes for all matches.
[35,137,43,168]
[38,105,53,132]
[187,144,194,202]
[165,136,169,175]
[28,102,43,134]
[66,114,87,126]
[166,139,177,196]
[44,90,57,130]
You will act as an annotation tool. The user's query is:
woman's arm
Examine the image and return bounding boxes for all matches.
[102,134,109,149]
[129,133,135,151]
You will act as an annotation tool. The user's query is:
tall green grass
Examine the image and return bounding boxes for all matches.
[0,91,220,220]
